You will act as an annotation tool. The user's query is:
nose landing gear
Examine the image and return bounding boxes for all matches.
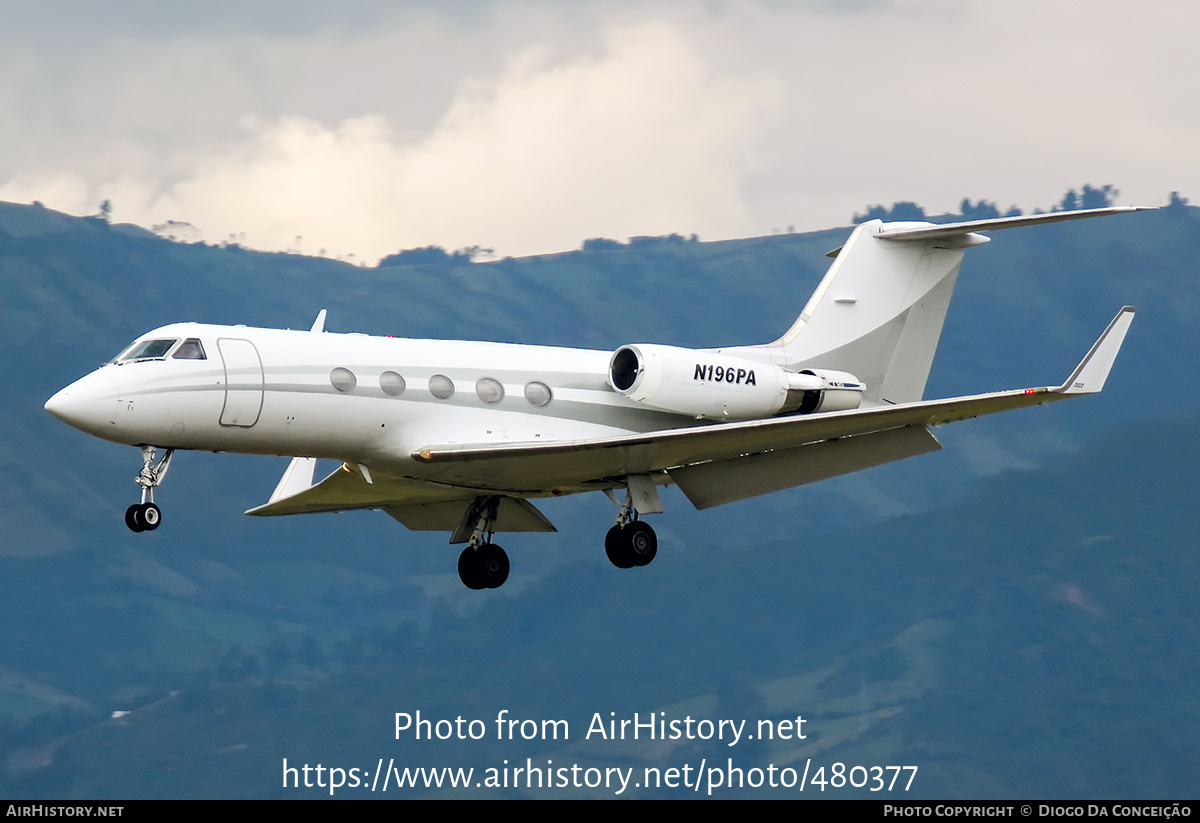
[125,446,174,533]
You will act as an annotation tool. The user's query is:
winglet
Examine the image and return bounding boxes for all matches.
[1054,306,1136,395]
[310,309,327,333]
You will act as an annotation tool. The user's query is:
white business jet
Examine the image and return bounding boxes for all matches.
[45,208,1139,589]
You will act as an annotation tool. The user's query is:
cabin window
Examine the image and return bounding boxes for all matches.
[380,371,406,396]
[475,377,504,404]
[429,374,455,399]
[115,338,178,362]
[172,338,207,360]
[524,380,552,407]
[330,367,357,392]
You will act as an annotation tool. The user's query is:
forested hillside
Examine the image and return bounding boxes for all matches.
[1,198,1196,798]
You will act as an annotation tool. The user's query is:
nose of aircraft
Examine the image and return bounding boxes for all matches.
[44,368,119,436]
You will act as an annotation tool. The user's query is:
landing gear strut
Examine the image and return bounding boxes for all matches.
[604,487,657,569]
[457,496,510,590]
[125,446,174,533]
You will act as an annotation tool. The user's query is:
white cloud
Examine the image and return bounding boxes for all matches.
[1,1,1197,257]
[2,21,779,259]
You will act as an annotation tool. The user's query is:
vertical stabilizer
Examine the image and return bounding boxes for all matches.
[725,207,1145,406]
[728,220,975,405]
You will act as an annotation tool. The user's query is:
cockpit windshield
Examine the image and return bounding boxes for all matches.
[113,338,178,362]
[172,338,206,360]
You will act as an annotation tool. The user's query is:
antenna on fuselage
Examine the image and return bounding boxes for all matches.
[310,309,327,333]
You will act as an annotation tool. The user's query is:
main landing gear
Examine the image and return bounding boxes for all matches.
[457,497,510,590]
[452,487,660,589]
[125,445,174,533]
[604,487,658,569]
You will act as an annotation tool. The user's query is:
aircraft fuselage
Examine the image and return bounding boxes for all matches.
[45,322,694,479]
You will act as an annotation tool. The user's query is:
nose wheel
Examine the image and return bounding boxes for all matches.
[126,446,173,533]
[125,502,162,532]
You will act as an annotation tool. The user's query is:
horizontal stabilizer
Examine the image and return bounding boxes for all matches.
[876,206,1149,243]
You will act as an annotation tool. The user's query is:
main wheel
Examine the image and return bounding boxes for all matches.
[478,543,510,589]
[125,504,145,533]
[458,544,510,590]
[458,546,487,590]
[605,524,634,568]
[626,521,657,567]
[606,522,658,569]
[600,525,638,571]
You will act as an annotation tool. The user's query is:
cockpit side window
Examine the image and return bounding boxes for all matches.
[115,338,178,362]
[172,338,207,360]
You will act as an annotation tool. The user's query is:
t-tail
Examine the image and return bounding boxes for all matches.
[726,206,1146,406]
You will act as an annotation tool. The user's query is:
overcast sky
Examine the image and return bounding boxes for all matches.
[0,0,1194,260]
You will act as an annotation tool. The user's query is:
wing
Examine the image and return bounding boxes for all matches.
[248,307,1133,526]
[411,307,1135,498]
[246,461,463,516]
[244,460,556,534]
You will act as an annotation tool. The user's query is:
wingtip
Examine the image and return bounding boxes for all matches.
[1056,306,1136,395]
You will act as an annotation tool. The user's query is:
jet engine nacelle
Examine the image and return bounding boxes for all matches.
[608,344,864,420]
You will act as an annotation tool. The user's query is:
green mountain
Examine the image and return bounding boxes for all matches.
[1,200,1197,798]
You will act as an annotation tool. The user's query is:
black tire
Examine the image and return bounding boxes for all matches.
[627,521,657,567]
[125,504,145,533]
[605,524,635,569]
[458,546,487,590]
[479,543,510,589]
[141,503,162,531]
